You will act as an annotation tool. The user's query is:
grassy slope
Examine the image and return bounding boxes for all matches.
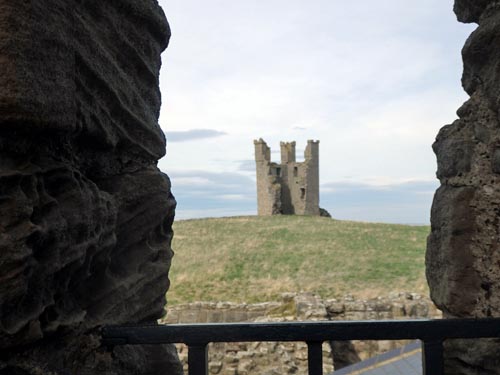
[167,216,430,304]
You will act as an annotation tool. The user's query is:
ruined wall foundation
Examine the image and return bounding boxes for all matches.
[162,293,441,375]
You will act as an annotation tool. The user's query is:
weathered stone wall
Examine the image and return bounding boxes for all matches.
[0,1,181,374]
[426,1,500,373]
[254,139,320,216]
[162,293,441,375]
[254,139,281,215]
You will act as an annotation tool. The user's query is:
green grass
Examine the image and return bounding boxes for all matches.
[167,216,430,304]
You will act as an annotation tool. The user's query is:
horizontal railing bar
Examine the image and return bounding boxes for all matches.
[101,318,500,346]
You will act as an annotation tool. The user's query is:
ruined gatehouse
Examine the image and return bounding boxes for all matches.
[254,139,320,216]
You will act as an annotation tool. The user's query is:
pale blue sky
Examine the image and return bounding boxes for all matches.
[156,0,476,224]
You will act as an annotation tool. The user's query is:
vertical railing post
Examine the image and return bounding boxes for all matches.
[422,340,444,375]
[188,343,208,375]
[307,341,323,375]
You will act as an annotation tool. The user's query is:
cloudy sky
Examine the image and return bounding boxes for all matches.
[156,0,476,224]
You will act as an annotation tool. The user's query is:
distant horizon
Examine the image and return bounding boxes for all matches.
[172,214,431,227]
[168,168,438,224]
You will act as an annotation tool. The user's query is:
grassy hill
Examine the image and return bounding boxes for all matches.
[167,216,430,304]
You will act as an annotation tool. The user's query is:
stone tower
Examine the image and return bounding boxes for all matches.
[254,139,320,216]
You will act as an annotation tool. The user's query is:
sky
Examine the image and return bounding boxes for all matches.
[156,0,476,224]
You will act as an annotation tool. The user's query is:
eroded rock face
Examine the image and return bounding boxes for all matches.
[0,0,180,373]
[427,1,500,373]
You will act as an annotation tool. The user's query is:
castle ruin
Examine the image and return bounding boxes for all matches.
[254,139,320,216]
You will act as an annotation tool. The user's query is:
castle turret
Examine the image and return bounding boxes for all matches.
[304,140,319,163]
[254,139,281,215]
[280,141,296,164]
[303,140,320,215]
[254,138,271,162]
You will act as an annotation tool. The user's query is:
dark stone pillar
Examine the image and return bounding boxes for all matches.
[0,0,181,373]
[427,1,500,373]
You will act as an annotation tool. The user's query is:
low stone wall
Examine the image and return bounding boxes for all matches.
[161,293,441,375]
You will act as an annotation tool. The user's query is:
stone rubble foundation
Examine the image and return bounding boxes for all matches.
[161,292,441,375]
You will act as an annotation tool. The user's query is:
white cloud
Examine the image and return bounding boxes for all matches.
[167,129,227,142]
[157,0,475,222]
[218,194,252,201]
[174,177,213,187]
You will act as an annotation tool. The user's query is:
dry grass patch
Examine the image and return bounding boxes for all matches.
[167,216,430,304]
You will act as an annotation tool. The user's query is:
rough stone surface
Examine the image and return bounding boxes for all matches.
[0,0,180,373]
[162,293,441,375]
[427,1,500,373]
[254,139,320,216]
[319,207,332,218]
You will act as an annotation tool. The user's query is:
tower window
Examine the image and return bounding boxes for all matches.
[300,188,305,199]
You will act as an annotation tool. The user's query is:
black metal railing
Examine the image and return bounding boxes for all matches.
[101,318,500,375]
